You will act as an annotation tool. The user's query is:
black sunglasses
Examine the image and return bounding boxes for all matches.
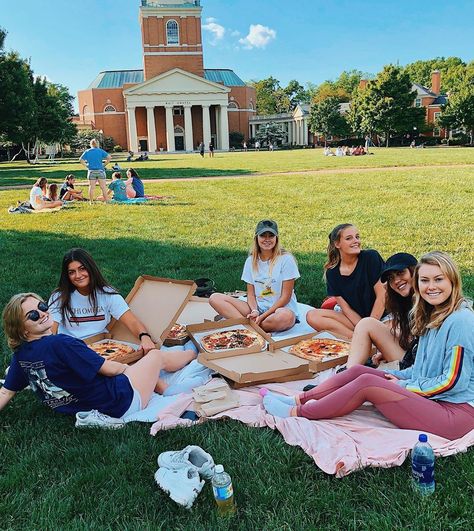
[25,301,49,322]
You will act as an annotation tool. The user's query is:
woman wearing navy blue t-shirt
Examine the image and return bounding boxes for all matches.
[0,293,197,419]
[306,224,386,339]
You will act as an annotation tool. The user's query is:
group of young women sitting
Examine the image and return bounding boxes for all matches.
[28,169,146,210]
[210,220,474,440]
[1,221,473,441]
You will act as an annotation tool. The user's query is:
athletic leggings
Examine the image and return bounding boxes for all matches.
[297,366,474,440]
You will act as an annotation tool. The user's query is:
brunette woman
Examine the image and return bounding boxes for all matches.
[347,253,418,368]
[306,223,385,339]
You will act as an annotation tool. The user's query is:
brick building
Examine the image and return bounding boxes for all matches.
[76,0,256,152]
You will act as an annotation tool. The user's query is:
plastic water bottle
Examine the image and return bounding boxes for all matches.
[411,433,435,495]
[212,464,236,516]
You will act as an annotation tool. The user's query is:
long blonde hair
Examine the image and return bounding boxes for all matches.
[2,293,44,350]
[250,235,287,274]
[410,251,466,337]
[324,223,355,273]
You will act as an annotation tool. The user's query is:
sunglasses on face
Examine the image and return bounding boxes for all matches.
[25,301,49,322]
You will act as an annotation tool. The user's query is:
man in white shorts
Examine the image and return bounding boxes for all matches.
[79,139,112,202]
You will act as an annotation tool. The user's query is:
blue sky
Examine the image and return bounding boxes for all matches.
[2,0,473,110]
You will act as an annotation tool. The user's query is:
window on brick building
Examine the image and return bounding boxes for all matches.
[228,102,239,110]
[104,105,116,113]
[415,98,421,108]
[173,106,184,116]
[167,20,179,45]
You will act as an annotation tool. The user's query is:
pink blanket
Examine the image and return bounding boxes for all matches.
[150,374,474,478]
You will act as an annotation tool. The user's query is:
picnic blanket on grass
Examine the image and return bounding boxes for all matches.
[150,369,474,477]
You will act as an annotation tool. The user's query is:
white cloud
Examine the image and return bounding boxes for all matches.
[203,17,225,45]
[239,24,276,49]
[230,30,241,37]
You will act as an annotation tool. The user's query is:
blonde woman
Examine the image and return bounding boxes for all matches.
[0,293,199,420]
[209,220,300,332]
[262,252,474,441]
[29,178,63,210]
[306,223,386,339]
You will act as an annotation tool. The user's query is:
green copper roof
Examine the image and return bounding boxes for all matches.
[87,69,246,89]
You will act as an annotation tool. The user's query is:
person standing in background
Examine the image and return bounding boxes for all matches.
[79,139,111,203]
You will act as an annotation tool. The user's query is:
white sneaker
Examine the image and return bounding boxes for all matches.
[158,445,215,479]
[75,410,125,429]
[154,466,205,509]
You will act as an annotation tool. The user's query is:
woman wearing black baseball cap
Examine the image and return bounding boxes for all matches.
[347,252,418,369]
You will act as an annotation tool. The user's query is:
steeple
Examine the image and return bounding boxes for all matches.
[140,0,204,79]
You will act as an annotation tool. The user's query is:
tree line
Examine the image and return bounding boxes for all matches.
[0,27,77,161]
[250,57,474,146]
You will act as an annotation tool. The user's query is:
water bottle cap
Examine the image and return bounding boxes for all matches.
[215,464,224,474]
[418,433,428,443]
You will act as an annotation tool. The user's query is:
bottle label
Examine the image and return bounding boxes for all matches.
[412,462,434,485]
[213,484,233,501]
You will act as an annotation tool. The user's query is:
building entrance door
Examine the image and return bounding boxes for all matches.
[175,136,184,151]
[139,139,148,152]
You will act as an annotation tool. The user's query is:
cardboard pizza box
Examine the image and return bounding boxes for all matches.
[163,296,219,346]
[85,276,196,362]
[187,317,268,358]
[229,369,314,389]
[279,331,350,373]
[198,349,311,385]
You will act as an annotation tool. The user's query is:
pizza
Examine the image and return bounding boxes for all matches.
[166,324,188,340]
[200,328,265,352]
[290,338,350,361]
[89,340,135,361]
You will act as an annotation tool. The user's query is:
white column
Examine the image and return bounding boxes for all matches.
[293,121,298,145]
[287,121,292,144]
[219,104,229,151]
[303,118,308,145]
[146,106,157,153]
[184,105,194,152]
[127,106,138,153]
[202,104,211,147]
[165,105,175,153]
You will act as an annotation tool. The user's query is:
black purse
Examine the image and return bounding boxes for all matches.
[193,278,216,298]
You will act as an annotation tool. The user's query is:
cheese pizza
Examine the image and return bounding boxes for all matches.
[290,338,350,361]
[89,340,135,361]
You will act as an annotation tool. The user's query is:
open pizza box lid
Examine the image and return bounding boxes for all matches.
[198,349,311,384]
[187,317,268,358]
[279,331,350,373]
[176,296,219,325]
[91,276,195,347]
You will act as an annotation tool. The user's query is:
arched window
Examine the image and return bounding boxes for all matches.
[104,105,116,113]
[248,102,254,110]
[228,102,239,110]
[167,20,179,45]
[82,105,90,116]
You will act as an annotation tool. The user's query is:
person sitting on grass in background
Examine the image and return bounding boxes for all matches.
[0,293,200,421]
[79,138,111,202]
[108,172,128,202]
[209,219,300,333]
[125,168,145,199]
[346,253,418,369]
[262,252,474,441]
[48,248,157,354]
[47,183,59,202]
[29,178,63,211]
[306,224,386,339]
[60,174,84,201]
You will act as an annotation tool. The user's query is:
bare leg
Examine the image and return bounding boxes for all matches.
[259,308,296,332]
[306,308,354,339]
[88,180,95,202]
[123,349,167,406]
[98,179,109,202]
[347,317,405,368]
[209,293,251,318]
[159,349,197,373]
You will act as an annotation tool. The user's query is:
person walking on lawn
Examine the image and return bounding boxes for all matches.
[79,139,111,202]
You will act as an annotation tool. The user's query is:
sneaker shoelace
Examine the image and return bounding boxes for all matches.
[91,410,116,423]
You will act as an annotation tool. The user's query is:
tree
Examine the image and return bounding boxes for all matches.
[403,57,466,93]
[284,80,310,109]
[250,77,310,114]
[255,122,286,145]
[439,81,474,144]
[311,70,372,104]
[0,27,6,50]
[348,65,425,146]
[309,97,350,145]
[71,130,115,152]
[229,131,244,148]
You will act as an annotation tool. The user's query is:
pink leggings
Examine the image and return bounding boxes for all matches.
[297,366,474,440]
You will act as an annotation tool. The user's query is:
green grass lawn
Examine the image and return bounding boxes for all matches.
[0,152,473,529]
[1,146,474,187]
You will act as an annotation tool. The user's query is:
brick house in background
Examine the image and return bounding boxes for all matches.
[412,71,448,137]
[75,0,256,152]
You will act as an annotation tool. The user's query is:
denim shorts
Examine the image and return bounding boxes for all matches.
[88,170,106,181]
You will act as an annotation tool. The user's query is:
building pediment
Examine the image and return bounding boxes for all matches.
[123,68,230,96]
